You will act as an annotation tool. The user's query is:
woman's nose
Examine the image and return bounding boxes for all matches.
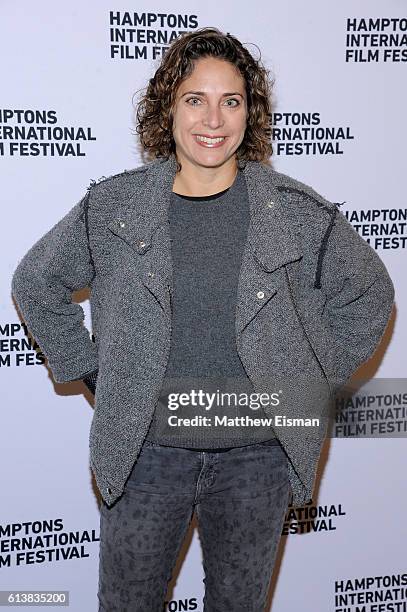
[202,105,225,129]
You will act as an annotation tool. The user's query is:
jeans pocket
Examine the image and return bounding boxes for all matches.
[252,438,281,449]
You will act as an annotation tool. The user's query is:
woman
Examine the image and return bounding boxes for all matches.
[11,28,394,612]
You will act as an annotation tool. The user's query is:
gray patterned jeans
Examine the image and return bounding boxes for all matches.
[97,438,292,612]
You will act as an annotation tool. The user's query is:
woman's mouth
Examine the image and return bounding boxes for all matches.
[194,135,226,148]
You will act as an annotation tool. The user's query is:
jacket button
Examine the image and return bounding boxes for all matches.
[139,240,146,248]
[107,487,112,495]
[147,271,155,278]
[118,220,125,228]
[257,291,265,299]
[266,201,274,208]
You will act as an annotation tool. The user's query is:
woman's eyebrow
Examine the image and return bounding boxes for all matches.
[181,90,244,97]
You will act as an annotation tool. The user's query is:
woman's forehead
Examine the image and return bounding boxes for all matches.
[176,58,246,92]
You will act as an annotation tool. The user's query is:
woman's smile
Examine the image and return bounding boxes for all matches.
[194,134,227,147]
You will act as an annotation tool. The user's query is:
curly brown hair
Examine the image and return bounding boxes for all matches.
[134,27,274,170]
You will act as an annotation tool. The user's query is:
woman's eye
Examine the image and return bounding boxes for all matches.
[185,98,240,107]
[186,97,202,105]
[225,98,240,107]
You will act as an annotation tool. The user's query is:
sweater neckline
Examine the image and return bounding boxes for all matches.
[172,169,241,202]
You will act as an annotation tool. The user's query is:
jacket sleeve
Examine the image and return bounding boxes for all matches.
[83,369,99,395]
[11,189,99,384]
[320,208,395,389]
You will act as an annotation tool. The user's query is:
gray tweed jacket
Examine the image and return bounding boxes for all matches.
[11,155,395,508]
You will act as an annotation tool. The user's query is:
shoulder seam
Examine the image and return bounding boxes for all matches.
[274,184,332,213]
[84,161,153,191]
[268,167,346,214]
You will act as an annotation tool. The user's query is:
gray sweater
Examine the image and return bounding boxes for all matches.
[145,169,276,448]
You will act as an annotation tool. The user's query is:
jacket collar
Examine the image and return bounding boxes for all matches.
[107,155,303,273]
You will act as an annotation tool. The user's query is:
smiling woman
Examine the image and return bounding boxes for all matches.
[11,25,395,612]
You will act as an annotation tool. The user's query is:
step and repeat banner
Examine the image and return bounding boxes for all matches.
[1,1,406,610]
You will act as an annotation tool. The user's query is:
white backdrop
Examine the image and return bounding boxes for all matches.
[2,1,406,610]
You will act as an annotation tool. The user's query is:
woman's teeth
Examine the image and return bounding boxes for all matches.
[195,135,225,144]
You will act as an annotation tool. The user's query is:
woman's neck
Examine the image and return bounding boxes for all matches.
[172,159,239,197]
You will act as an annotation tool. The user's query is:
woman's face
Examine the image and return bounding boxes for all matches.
[172,56,248,172]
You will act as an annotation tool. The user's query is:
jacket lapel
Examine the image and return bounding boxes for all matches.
[235,160,303,337]
[106,155,303,332]
[106,157,178,317]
